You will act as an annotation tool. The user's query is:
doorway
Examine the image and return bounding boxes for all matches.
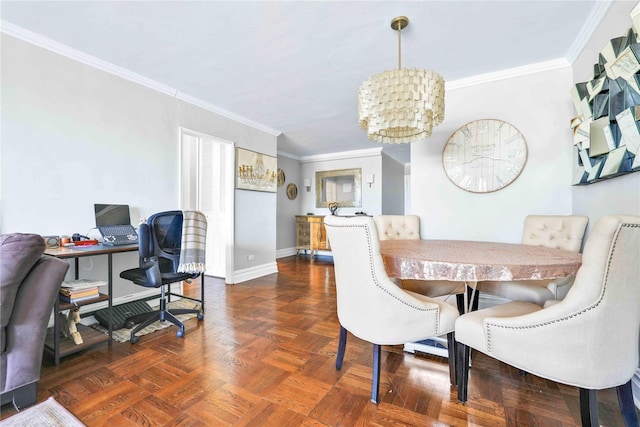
[180,128,234,282]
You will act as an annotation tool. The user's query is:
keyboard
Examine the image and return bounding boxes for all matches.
[99,225,138,246]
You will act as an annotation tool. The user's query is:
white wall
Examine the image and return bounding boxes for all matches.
[275,154,301,256]
[381,153,406,215]
[411,66,574,243]
[1,34,278,288]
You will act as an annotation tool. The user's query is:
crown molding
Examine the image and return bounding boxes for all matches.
[1,20,177,96]
[565,0,615,65]
[1,20,282,137]
[175,92,281,136]
[299,147,383,163]
[276,151,302,161]
[446,58,571,91]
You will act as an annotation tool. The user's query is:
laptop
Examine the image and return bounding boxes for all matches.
[94,204,138,246]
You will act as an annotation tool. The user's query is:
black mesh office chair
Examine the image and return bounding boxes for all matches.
[120,210,205,343]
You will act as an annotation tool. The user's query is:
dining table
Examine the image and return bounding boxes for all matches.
[379,239,583,311]
[379,238,583,357]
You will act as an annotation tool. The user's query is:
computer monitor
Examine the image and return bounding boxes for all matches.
[94,204,131,226]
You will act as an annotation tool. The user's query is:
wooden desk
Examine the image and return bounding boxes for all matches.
[44,243,138,364]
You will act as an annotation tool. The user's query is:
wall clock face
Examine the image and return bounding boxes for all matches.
[442,119,527,193]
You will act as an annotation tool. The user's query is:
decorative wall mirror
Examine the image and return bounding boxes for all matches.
[315,168,362,208]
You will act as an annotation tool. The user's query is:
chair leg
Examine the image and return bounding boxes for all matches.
[617,380,640,427]
[446,332,457,386]
[336,325,347,370]
[371,344,381,404]
[456,342,470,402]
[579,388,599,427]
[130,311,162,342]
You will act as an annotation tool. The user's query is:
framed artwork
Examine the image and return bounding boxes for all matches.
[236,148,277,192]
[315,168,362,208]
[570,11,640,185]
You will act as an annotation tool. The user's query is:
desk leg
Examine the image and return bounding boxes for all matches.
[107,253,113,347]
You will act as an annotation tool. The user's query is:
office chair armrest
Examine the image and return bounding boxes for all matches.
[140,256,163,287]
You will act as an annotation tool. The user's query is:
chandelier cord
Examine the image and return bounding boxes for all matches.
[397,23,402,70]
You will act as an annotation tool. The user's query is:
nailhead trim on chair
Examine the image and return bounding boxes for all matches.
[326,222,442,331]
[486,223,637,353]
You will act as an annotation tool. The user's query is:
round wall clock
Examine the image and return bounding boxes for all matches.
[277,168,285,187]
[286,183,298,200]
[442,119,527,193]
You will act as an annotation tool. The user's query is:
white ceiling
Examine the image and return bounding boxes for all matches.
[1,1,604,163]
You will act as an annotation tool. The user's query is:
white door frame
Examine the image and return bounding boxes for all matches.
[179,127,235,283]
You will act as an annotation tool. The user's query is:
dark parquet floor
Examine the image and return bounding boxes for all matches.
[1,255,635,426]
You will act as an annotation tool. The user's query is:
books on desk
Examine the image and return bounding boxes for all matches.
[60,279,106,303]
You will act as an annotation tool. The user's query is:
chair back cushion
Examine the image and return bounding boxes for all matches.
[323,215,458,345]
[374,215,420,240]
[521,215,588,252]
[148,211,183,271]
[485,215,640,388]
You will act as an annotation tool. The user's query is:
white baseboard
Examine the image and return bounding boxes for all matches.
[232,262,278,284]
[276,247,297,259]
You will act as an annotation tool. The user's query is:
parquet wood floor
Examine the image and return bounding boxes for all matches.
[1,255,635,426]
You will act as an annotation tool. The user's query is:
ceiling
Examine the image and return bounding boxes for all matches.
[1,1,603,163]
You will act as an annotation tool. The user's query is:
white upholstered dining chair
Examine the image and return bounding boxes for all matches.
[374,215,468,312]
[324,215,460,403]
[476,215,589,306]
[455,215,640,426]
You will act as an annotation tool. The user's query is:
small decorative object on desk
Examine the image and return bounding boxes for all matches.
[329,202,339,215]
[60,307,83,345]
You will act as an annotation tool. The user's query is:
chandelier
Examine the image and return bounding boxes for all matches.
[358,16,445,144]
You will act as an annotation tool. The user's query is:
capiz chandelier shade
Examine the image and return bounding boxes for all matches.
[358,16,445,144]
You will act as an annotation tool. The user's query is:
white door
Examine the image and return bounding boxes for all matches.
[180,129,234,280]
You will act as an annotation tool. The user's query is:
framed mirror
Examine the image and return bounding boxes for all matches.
[315,168,362,208]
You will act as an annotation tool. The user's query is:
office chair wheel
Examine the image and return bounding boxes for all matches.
[176,328,184,338]
[130,335,140,344]
[197,312,204,321]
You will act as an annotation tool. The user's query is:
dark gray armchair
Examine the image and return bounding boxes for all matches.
[0,233,69,409]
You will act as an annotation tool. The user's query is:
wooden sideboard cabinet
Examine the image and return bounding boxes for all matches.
[296,215,330,261]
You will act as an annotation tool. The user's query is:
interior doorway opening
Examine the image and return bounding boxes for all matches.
[179,128,234,282]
